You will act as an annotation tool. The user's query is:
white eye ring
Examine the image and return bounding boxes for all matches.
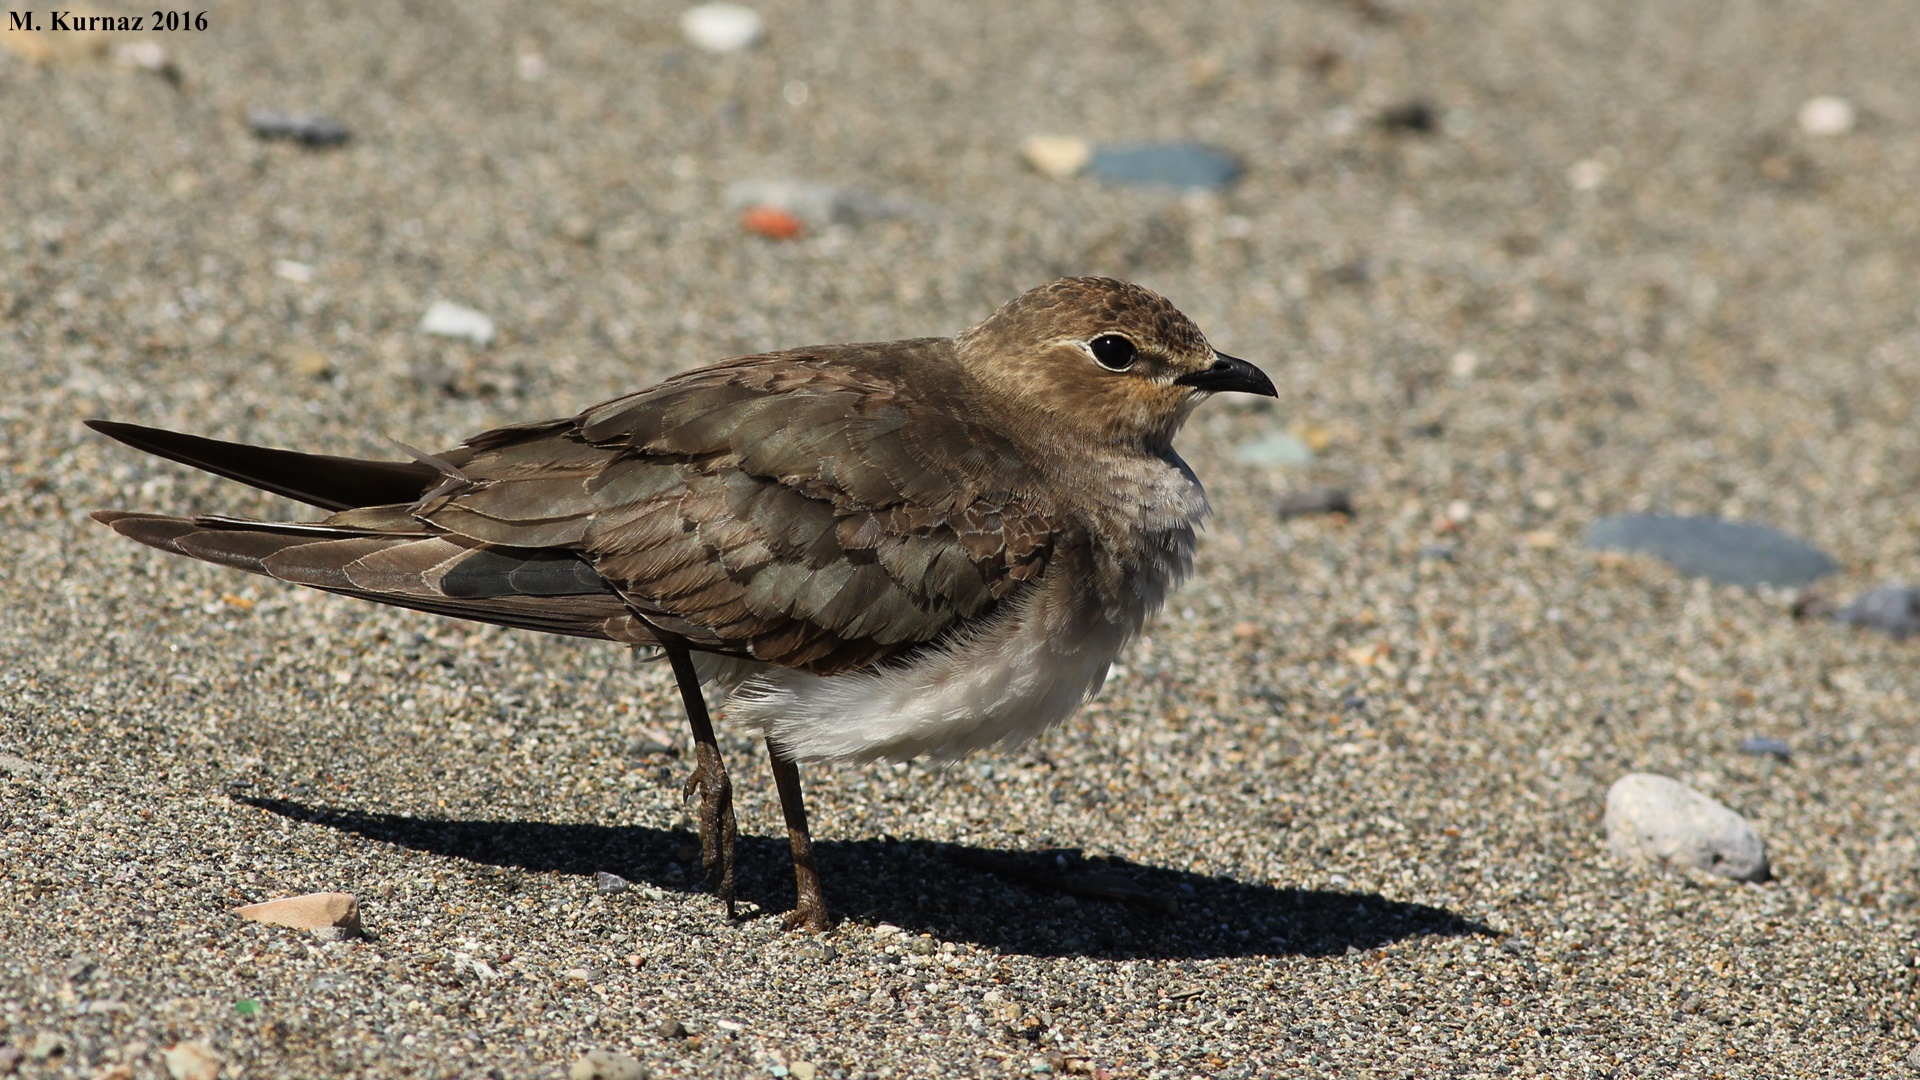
[1087,334,1138,371]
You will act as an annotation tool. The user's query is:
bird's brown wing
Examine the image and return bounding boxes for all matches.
[416,345,1063,674]
[93,510,655,643]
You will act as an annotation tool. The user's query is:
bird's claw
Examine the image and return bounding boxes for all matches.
[682,743,738,918]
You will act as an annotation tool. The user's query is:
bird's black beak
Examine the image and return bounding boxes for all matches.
[1174,352,1277,397]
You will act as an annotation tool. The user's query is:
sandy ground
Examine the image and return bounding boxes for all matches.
[4,2,1919,1077]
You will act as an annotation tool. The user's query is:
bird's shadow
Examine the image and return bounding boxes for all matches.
[238,795,1488,959]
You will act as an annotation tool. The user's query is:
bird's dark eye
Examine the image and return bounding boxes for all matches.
[1088,334,1138,371]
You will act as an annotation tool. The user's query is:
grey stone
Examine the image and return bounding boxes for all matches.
[1274,487,1354,519]
[595,872,632,894]
[1088,142,1244,191]
[1605,773,1770,881]
[1834,584,1920,640]
[1738,736,1792,761]
[1232,433,1313,467]
[1585,514,1839,588]
[246,108,350,147]
[569,1049,648,1080]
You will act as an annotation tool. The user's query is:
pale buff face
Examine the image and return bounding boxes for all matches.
[955,277,1272,450]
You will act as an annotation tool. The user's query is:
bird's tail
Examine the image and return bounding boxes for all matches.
[84,419,440,512]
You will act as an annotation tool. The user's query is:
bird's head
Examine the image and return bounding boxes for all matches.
[954,277,1275,452]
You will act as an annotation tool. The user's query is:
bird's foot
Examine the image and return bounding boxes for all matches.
[782,883,831,934]
[680,743,738,917]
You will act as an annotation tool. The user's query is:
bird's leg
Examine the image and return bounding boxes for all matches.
[661,641,737,918]
[767,741,830,932]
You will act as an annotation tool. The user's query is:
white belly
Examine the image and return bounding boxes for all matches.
[701,532,1188,763]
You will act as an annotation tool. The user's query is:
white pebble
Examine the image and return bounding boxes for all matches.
[272,259,314,284]
[681,4,765,53]
[1797,95,1855,137]
[1605,773,1770,882]
[1021,135,1092,180]
[1566,158,1608,191]
[418,301,496,347]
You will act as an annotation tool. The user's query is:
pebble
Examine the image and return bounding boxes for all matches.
[595,871,633,894]
[795,939,837,962]
[1797,95,1855,136]
[1737,736,1792,761]
[162,1042,221,1080]
[290,351,332,379]
[1021,135,1093,179]
[655,1018,689,1040]
[1377,100,1440,134]
[0,752,42,777]
[110,41,169,73]
[1086,141,1243,191]
[23,1034,64,1061]
[723,179,918,227]
[740,206,806,241]
[1833,583,1920,640]
[418,301,497,347]
[788,1063,818,1080]
[233,891,363,937]
[1567,158,1609,191]
[569,1049,648,1080]
[681,4,765,54]
[1604,773,1771,882]
[1232,432,1313,467]
[245,108,351,147]
[272,259,315,284]
[1274,486,1354,519]
[0,1045,20,1074]
[1584,514,1839,588]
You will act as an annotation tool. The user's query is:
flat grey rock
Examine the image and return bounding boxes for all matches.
[1088,142,1244,191]
[1605,773,1770,882]
[1585,514,1838,588]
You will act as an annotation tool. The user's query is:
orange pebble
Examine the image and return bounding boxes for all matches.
[740,205,805,240]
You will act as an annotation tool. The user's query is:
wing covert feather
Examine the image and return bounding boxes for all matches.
[416,344,1063,674]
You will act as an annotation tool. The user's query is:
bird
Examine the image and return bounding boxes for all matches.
[87,276,1276,932]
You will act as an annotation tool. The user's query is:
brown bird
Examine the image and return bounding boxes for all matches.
[88,276,1275,931]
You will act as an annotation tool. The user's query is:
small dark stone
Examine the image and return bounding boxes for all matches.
[595,871,632,895]
[1416,544,1457,562]
[1833,584,1920,640]
[655,1018,689,1040]
[1378,100,1440,134]
[246,107,351,147]
[1738,736,1791,761]
[1274,486,1354,519]
[1585,514,1839,588]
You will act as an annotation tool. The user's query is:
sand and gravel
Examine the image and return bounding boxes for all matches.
[4,2,1918,1077]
